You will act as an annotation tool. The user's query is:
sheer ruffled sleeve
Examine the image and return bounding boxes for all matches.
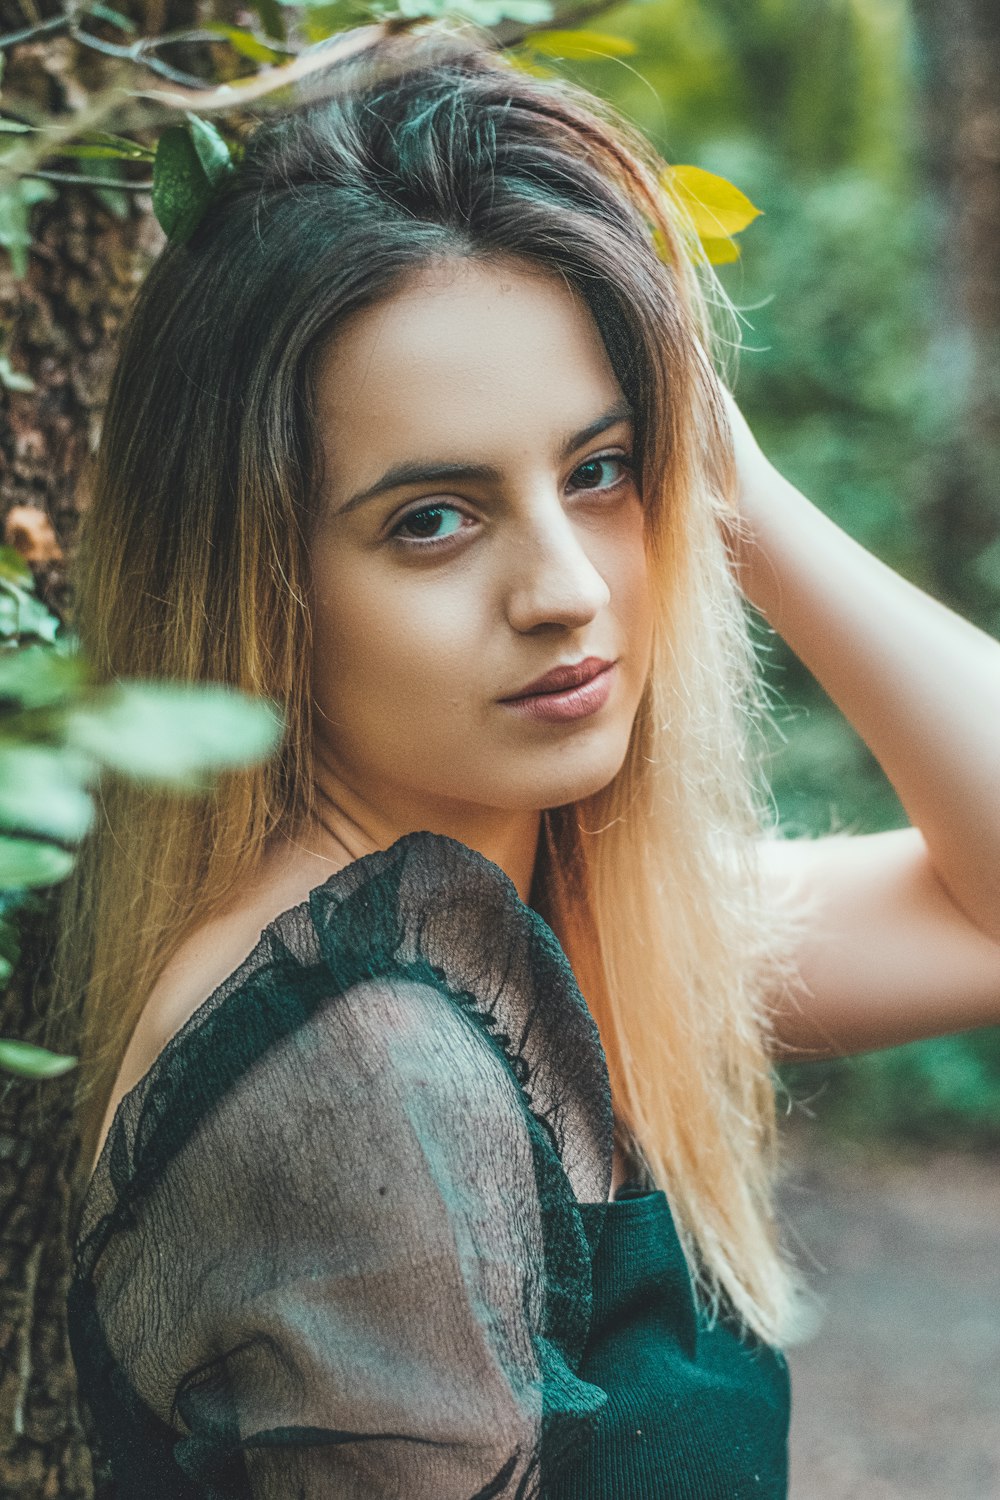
[68,832,615,1499]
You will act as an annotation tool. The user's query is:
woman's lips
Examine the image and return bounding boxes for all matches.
[502,655,614,699]
[498,661,617,723]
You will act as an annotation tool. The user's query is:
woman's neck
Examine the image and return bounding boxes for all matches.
[274,777,543,905]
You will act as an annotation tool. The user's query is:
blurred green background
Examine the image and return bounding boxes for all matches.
[554,0,1000,1147]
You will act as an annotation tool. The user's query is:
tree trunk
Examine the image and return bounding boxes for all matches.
[910,0,1000,621]
[0,2,221,1492]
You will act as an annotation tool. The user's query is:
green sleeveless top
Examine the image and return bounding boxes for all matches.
[554,1187,789,1497]
[67,830,790,1498]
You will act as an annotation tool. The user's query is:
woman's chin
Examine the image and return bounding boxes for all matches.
[504,738,633,811]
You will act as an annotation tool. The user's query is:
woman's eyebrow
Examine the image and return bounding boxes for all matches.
[335,397,634,517]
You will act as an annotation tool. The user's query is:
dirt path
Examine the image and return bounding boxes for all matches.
[777,1127,1000,1498]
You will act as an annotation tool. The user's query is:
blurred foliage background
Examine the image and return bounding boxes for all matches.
[558,0,1000,1148]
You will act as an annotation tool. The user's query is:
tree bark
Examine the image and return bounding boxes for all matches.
[910,0,1000,618]
[0,3,220,1493]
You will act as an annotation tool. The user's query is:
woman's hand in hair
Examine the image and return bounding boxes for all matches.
[712,384,783,612]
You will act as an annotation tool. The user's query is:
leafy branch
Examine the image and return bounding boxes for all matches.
[0,549,284,1080]
[0,4,546,273]
[0,4,762,278]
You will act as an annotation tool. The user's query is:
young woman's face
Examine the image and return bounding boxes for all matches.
[308,255,655,830]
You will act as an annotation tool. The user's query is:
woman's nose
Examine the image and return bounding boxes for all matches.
[504,499,612,634]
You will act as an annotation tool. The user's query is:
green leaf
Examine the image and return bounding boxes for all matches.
[0,644,85,709]
[667,165,763,240]
[185,113,238,184]
[0,744,96,842]
[0,548,34,587]
[63,682,283,787]
[0,579,61,644]
[0,177,58,280]
[0,836,74,888]
[527,29,637,59]
[0,1038,77,1078]
[0,123,152,160]
[299,3,348,36]
[252,0,287,39]
[152,118,235,246]
[54,131,154,162]
[0,354,34,392]
[293,0,371,29]
[53,144,145,162]
[205,22,287,61]
[152,127,211,245]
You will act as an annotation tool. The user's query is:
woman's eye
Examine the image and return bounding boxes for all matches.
[389,455,633,551]
[568,454,633,493]
[390,504,467,547]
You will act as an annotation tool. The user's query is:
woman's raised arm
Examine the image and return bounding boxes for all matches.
[720,389,1000,1059]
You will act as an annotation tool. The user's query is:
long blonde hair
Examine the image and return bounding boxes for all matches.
[53,18,812,1346]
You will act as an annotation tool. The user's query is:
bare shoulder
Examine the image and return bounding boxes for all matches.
[89,844,348,1181]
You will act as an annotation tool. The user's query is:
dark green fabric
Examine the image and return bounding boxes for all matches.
[548,1190,790,1497]
[67,829,790,1498]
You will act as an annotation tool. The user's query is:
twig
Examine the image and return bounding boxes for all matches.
[0,13,67,50]
[0,76,149,185]
[128,21,391,112]
[70,27,216,89]
[135,25,295,55]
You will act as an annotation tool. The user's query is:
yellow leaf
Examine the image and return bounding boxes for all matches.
[667,165,762,239]
[650,225,740,268]
[506,50,557,79]
[527,29,638,60]
[700,235,741,265]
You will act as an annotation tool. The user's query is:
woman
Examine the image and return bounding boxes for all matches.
[59,17,1000,1498]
